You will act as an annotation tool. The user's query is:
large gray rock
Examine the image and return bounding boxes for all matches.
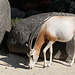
[69,1,75,14]
[25,10,40,18]
[11,8,25,18]
[0,0,11,44]
[7,12,75,62]
[48,0,75,14]
[48,0,71,12]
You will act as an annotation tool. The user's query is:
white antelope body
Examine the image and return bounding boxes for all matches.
[28,16,75,69]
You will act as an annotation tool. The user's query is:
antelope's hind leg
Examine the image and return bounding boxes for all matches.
[69,55,75,66]
[47,43,53,67]
[69,37,75,66]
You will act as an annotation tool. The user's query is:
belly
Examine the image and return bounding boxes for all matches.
[57,33,74,42]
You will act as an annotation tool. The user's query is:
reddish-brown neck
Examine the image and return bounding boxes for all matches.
[33,29,45,55]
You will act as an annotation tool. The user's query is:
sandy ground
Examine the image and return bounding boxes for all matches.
[0,48,75,75]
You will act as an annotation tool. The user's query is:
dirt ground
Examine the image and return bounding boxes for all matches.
[0,48,75,75]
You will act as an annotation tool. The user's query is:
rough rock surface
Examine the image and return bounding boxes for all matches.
[69,1,75,14]
[8,0,51,12]
[25,10,40,18]
[11,8,25,18]
[0,0,11,44]
[48,0,75,14]
[8,0,75,13]
[7,12,75,62]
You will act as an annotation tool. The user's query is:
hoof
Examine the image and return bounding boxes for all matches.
[47,63,52,67]
[43,66,45,68]
[68,63,72,67]
[47,63,51,67]
[43,63,47,68]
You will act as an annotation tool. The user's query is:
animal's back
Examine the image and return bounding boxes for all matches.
[45,16,75,42]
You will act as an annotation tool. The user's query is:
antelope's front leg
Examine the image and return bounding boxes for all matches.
[43,42,51,67]
[43,50,47,67]
[47,44,53,67]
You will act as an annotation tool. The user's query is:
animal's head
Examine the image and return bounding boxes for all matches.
[26,30,39,69]
[27,48,39,69]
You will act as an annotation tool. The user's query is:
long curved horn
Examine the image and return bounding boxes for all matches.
[28,16,51,51]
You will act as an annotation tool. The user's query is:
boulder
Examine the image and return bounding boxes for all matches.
[8,0,75,13]
[25,10,40,18]
[48,0,75,14]
[11,7,25,18]
[0,0,11,44]
[8,0,51,12]
[48,0,71,12]
[7,12,75,62]
[69,1,75,14]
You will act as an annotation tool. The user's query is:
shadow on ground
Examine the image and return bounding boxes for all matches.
[0,47,69,69]
[0,47,29,69]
